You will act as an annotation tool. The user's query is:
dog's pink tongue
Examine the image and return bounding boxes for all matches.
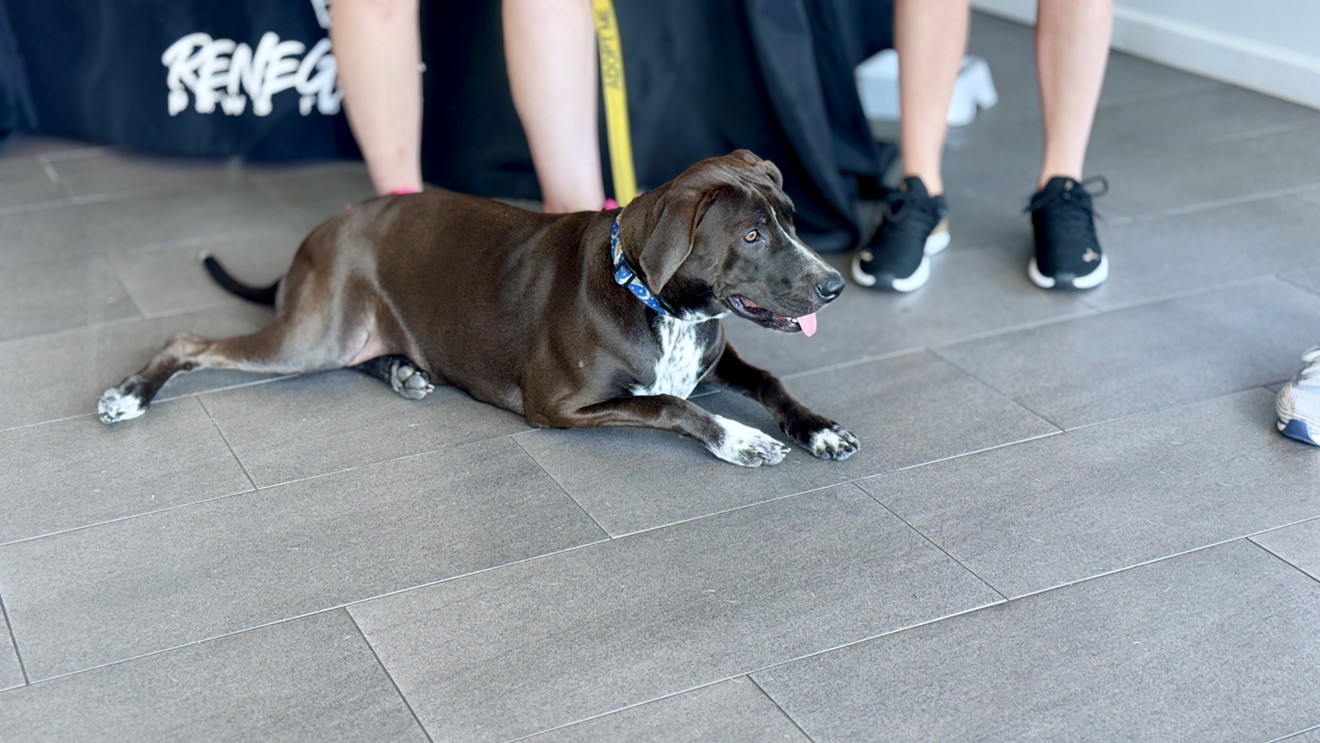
[797,313,817,337]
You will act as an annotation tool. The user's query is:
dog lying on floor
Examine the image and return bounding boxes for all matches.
[98,150,859,466]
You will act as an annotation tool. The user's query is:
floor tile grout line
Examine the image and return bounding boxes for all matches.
[1119,181,1320,225]
[775,309,1100,385]
[858,486,1011,603]
[37,155,63,199]
[0,182,178,218]
[0,311,145,346]
[0,590,31,686]
[498,675,829,743]
[13,528,1298,733]
[345,611,435,743]
[0,282,267,346]
[962,89,1320,162]
[510,436,614,541]
[1268,722,1320,743]
[604,481,851,541]
[8,537,611,688]
[924,344,1070,432]
[1005,534,1282,603]
[100,252,149,321]
[741,534,1317,681]
[919,275,1306,358]
[0,428,540,549]
[501,678,738,742]
[0,481,258,550]
[0,374,296,435]
[779,346,931,381]
[926,343,1027,403]
[138,298,252,322]
[3,474,1011,687]
[1093,79,1223,111]
[888,429,1065,475]
[1246,517,1320,587]
[743,600,1006,683]
[224,426,536,492]
[0,196,69,217]
[1248,540,1320,588]
[1277,273,1320,300]
[747,675,821,743]
[736,533,1320,685]
[8,499,1302,715]
[1070,276,1287,316]
[196,396,258,492]
[922,308,1103,353]
[1122,118,1320,160]
[1058,385,1283,436]
[48,176,238,207]
[13,606,351,688]
[37,144,117,163]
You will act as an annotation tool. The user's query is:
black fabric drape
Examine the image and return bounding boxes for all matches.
[0,0,354,158]
[419,0,895,253]
[0,0,893,251]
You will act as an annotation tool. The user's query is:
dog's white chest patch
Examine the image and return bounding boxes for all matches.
[632,316,705,399]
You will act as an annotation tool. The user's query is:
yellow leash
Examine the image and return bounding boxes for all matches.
[591,0,637,205]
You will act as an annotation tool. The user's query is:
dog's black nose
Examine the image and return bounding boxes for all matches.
[816,273,845,301]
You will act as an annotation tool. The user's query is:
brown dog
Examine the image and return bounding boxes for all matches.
[98,150,858,466]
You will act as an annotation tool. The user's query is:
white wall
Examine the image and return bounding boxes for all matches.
[971,0,1320,110]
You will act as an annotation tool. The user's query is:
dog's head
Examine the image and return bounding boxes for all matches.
[618,150,844,334]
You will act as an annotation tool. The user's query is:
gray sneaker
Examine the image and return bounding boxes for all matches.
[1277,345,1320,446]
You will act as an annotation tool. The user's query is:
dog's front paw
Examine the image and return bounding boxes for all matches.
[804,424,860,461]
[709,416,790,467]
[389,359,434,400]
[98,378,148,424]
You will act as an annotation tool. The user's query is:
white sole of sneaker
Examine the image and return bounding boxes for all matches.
[851,219,951,292]
[1029,253,1108,290]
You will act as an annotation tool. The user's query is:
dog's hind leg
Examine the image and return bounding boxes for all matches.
[97,319,350,423]
[352,355,435,400]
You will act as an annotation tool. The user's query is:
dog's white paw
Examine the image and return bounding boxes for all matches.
[806,424,860,461]
[390,360,434,400]
[98,381,146,424]
[709,416,790,467]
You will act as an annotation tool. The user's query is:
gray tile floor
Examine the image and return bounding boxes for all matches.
[2,14,1319,742]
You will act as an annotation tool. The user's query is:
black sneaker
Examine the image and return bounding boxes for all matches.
[851,176,950,292]
[1027,175,1109,290]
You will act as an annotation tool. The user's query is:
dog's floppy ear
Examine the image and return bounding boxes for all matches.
[728,149,782,189]
[729,149,762,166]
[635,185,719,294]
[757,158,783,189]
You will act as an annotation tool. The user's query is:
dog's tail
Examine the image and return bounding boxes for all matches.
[200,253,280,307]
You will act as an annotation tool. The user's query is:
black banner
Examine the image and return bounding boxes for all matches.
[0,0,893,251]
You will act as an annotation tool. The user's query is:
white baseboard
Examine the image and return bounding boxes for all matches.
[970,0,1320,111]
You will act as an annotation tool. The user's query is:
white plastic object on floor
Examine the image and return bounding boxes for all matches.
[855,49,999,128]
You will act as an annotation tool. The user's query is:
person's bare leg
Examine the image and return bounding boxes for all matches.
[331,0,424,195]
[503,0,605,213]
[851,0,967,292]
[1035,0,1113,188]
[895,0,970,195]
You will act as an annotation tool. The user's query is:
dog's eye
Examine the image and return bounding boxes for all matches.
[743,229,760,243]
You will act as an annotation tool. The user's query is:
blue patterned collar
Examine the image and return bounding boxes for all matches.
[610,214,672,316]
